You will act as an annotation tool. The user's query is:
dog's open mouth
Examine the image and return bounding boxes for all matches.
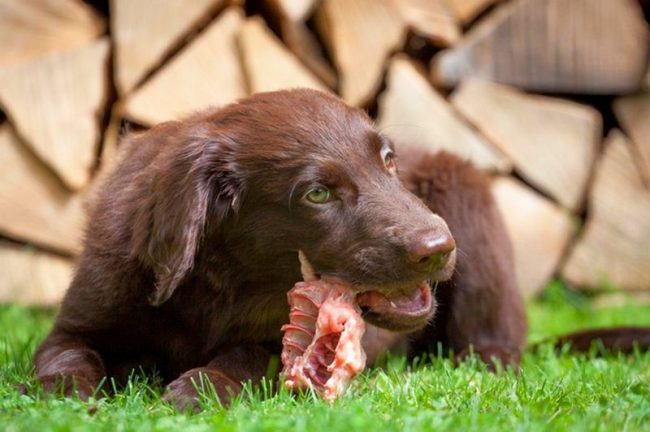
[281,251,435,401]
[299,251,435,331]
[357,282,432,317]
[355,282,433,329]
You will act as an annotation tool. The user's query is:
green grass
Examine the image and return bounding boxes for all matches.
[2,283,650,432]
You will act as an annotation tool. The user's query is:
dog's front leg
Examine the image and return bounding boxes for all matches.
[34,331,107,400]
[163,344,272,411]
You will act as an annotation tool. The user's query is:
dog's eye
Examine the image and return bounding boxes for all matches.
[381,147,396,171]
[306,186,332,204]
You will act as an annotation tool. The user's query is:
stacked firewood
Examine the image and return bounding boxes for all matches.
[1,0,649,305]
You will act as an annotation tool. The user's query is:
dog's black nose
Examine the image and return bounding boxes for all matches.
[406,229,456,272]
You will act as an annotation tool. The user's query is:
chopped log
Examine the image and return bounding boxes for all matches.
[0,0,105,67]
[263,0,337,88]
[0,244,74,306]
[125,8,245,126]
[0,125,84,255]
[265,0,318,22]
[563,130,650,291]
[238,17,329,94]
[592,291,650,308]
[100,108,122,172]
[613,92,650,187]
[389,0,460,47]
[315,0,405,106]
[111,0,227,95]
[451,80,601,211]
[492,177,575,299]
[95,102,125,183]
[0,38,110,191]
[377,57,510,171]
[432,0,649,93]
[280,21,338,89]
[445,0,500,24]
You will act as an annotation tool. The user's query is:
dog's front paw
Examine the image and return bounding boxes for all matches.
[38,374,97,400]
[163,367,243,411]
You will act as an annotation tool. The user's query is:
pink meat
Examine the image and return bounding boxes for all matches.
[281,279,367,401]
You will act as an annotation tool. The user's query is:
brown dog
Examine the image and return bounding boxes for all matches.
[33,89,526,406]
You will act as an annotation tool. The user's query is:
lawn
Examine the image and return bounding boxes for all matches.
[1,283,649,432]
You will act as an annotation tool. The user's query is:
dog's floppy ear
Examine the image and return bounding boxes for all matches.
[132,129,242,306]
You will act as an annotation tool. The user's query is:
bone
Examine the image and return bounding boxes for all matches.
[298,249,318,281]
[281,277,366,401]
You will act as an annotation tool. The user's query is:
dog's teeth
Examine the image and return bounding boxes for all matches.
[298,250,317,281]
[389,301,396,308]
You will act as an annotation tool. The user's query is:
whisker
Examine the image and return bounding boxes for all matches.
[454,246,469,259]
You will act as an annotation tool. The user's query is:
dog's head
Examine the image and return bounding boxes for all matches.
[132,89,455,332]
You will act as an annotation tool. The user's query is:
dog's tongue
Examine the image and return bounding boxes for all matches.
[356,283,430,315]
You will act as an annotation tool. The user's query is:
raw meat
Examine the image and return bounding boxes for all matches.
[281,253,367,401]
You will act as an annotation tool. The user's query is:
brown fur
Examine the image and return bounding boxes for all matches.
[34,89,526,407]
[396,149,526,365]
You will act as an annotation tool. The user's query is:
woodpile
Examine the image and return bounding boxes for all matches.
[451,80,601,212]
[110,0,229,95]
[0,125,84,255]
[614,93,650,186]
[0,38,110,190]
[431,0,649,93]
[315,0,405,106]
[124,7,246,125]
[562,131,650,291]
[1,0,649,305]
[446,0,500,24]
[239,16,329,93]
[492,177,575,298]
[0,243,74,306]
[377,57,510,171]
[0,0,105,67]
